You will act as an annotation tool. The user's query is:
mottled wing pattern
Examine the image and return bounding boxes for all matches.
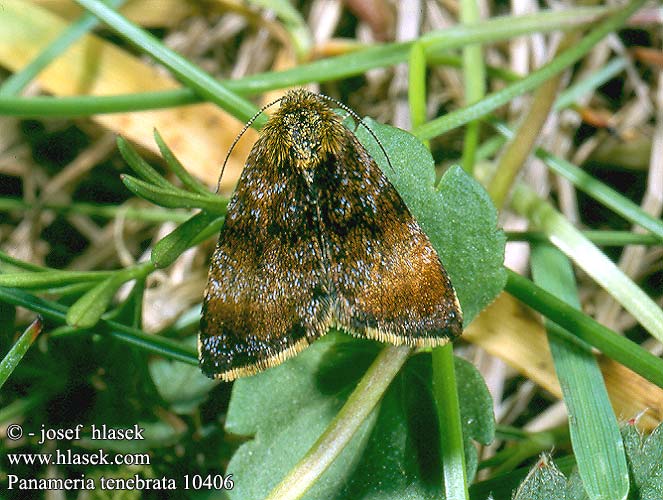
[199,138,332,381]
[316,133,462,346]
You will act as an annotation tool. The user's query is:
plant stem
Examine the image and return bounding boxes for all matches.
[265,345,411,500]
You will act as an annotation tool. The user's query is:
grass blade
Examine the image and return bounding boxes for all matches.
[512,183,663,344]
[0,317,43,389]
[531,245,628,500]
[491,120,663,242]
[504,269,663,390]
[412,0,645,140]
[74,0,262,124]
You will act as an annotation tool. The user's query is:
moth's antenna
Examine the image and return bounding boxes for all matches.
[318,93,395,174]
[216,95,285,193]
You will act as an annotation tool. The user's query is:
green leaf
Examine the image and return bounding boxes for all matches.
[151,211,220,268]
[226,332,494,500]
[66,273,129,328]
[0,317,43,389]
[623,422,663,499]
[117,135,173,189]
[225,333,379,500]
[153,129,211,195]
[531,244,628,500]
[454,356,495,480]
[121,174,226,213]
[149,337,217,414]
[355,119,506,324]
[512,422,663,500]
[512,455,581,500]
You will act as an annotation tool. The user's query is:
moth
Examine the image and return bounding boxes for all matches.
[199,89,462,381]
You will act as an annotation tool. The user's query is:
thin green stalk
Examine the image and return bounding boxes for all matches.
[554,57,628,111]
[506,230,661,246]
[432,343,469,499]
[0,261,152,289]
[0,0,125,96]
[488,428,562,475]
[0,317,43,389]
[511,183,663,343]
[504,269,663,390]
[0,6,617,117]
[74,0,262,125]
[531,244,628,500]
[0,250,47,272]
[265,345,411,500]
[0,287,197,365]
[412,0,645,141]
[490,119,663,242]
[0,197,191,223]
[408,42,428,136]
[459,0,486,174]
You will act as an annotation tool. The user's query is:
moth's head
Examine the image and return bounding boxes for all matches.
[267,89,345,164]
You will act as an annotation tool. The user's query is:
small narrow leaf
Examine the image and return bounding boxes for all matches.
[512,183,663,345]
[151,211,219,268]
[532,244,628,500]
[117,135,173,189]
[0,271,108,288]
[66,274,129,328]
[121,174,226,213]
[153,129,212,195]
[0,316,43,389]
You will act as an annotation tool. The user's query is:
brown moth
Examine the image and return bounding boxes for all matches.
[199,89,462,381]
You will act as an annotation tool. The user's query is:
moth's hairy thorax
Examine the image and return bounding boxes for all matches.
[260,94,347,180]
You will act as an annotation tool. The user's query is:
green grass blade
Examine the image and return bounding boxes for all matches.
[459,0,486,174]
[506,230,661,246]
[412,0,645,141]
[491,120,663,242]
[531,245,628,500]
[554,57,628,111]
[74,0,262,125]
[504,269,663,390]
[0,287,197,365]
[0,6,617,118]
[408,42,427,132]
[0,317,43,389]
[512,183,663,344]
[0,250,47,272]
